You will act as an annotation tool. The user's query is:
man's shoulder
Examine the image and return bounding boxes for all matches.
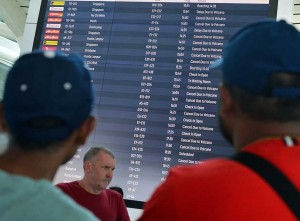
[56,180,79,189]
[0,173,98,221]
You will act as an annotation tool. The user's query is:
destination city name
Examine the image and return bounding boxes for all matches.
[84,55,101,59]
[85,49,97,53]
[86,43,99,47]
[65,166,76,171]
[86,37,104,42]
[86,60,98,65]
[87,31,101,35]
[92,2,105,6]
[64,173,82,179]
[88,25,103,30]
[91,8,104,12]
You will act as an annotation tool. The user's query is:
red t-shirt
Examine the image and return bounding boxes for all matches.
[139,138,300,221]
[56,181,130,221]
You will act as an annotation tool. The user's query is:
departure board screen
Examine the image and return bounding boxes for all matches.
[33,0,278,208]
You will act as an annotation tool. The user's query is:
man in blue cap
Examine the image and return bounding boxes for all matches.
[139,20,300,221]
[0,50,99,221]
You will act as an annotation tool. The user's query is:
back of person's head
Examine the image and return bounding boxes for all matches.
[212,20,300,122]
[1,50,94,151]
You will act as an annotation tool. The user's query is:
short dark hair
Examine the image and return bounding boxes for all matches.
[226,72,300,122]
[83,146,115,162]
[8,133,65,152]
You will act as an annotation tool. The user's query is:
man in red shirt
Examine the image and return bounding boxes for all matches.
[57,147,130,221]
[138,20,300,221]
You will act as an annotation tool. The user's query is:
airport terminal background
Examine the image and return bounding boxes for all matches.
[0,0,299,220]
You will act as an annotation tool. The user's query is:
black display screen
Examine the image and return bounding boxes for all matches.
[33,0,278,209]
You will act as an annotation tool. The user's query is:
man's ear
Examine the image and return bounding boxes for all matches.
[84,160,93,173]
[219,85,235,116]
[0,102,9,133]
[76,116,96,145]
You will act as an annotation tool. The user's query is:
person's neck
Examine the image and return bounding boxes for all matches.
[78,178,103,195]
[0,148,62,181]
[234,118,300,151]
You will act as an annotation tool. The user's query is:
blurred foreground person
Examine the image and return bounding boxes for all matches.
[0,51,98,221]
[139,20,300,221]
[57,147,130,221]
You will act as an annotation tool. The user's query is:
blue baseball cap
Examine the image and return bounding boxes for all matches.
[3,50,94,142]
[211,20,300,98]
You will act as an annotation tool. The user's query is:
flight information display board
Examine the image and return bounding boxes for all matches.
[33,0,277,208]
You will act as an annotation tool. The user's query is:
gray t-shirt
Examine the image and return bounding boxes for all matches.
[0,170,99,221]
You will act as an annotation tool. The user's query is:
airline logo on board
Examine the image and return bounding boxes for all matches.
[48,12,63,17]
[50,1,65,6]
[44,35,59,40]
[49,7,64,11]
[45,29,60,34]
[43,40,58,46]
[47,17,62,22]
[42,46,57,51]
[46,23,61,28]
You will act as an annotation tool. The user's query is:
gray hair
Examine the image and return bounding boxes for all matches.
[83,146,115,163]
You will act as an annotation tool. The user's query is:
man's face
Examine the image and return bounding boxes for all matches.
[87,151,116,192]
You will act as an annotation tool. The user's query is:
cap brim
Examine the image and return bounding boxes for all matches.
[210,58,223,69]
